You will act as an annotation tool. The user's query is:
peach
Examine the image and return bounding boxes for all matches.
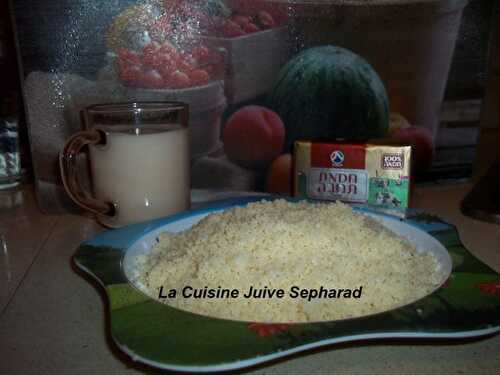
[266,154,293,196]
[391,126,435,176]
[223,106,285,168]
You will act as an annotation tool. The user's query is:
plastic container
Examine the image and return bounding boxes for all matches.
[201,27,291,105]
[281,0,469,140]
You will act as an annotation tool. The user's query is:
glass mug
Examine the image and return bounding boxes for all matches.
[60,102,190,227]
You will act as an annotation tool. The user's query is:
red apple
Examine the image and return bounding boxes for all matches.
[223,106,285,168]
[391,126,435,176]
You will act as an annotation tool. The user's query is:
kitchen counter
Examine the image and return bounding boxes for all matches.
[0,183,499,375]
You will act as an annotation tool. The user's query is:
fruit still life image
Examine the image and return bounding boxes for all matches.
[106,0,282,90]
[215,43,433,198]
[100,0,436,197]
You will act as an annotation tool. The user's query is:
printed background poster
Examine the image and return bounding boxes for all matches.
[10,0,496,213]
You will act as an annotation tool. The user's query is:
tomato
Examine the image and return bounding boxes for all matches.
[232,15,251,29]
[142,42,162,67]
[117,48,142,67]
[140,69,165,89]
[222,20,245,37]
[169,70,191,89]
[257,11,276,28]
[244,22,260,34]
[189,69,210,86]
[143,42,160,57]
[179,51,198,67]
[192,45,211,65]
[175,57,196,74]
[118,64,142,87]
[157,55,177,78]
[159,40,179,58]
[143,51,171,70]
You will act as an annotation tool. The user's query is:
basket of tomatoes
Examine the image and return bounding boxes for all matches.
[196,0,291,104]
[106,0,290,102]
[106,1,229,90]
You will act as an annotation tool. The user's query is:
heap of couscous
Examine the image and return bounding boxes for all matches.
[135,200,443,323]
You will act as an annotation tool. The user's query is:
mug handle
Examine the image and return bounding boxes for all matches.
[59,129,115,216]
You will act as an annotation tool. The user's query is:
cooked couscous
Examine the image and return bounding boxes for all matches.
[135,200,443,323]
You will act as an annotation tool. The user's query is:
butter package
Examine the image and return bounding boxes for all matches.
[294,140,412,213]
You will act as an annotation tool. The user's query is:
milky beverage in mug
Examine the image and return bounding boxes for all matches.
[60,102,191,228]
[89,124,190,227]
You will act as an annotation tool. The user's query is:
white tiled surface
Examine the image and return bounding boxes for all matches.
[0,183,499,375]
[0,186,58,313]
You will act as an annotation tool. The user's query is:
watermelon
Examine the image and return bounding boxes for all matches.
[268,46,389,150]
